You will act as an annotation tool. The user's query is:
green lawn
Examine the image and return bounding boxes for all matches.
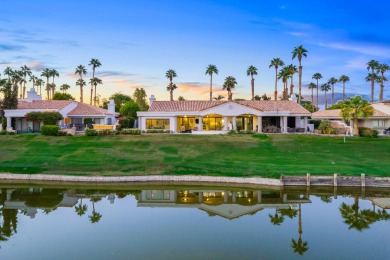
[0,134,389,178]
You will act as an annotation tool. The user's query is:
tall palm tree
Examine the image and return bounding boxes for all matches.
[20,65,31,99]
[269,58,285,101]
[75,65,87,102]
[10,70,21,97]
[321,83,331,109]
[341,96,374,135]
[278,67,291,100]
[287,64,298,96]
[377,63,389,102]
[89,58,102,105]
[291,204,309,255]
[246,65,258,100]
[49,69,59,99]
[41,68,52,100]
[205,64,218,101]
[222,76,237,100]
[19,78,26,99]
[308,82,317,112]
[339,75,350,102]
[328,77,338,106]
[166,69,178,101]
[60,83,71,93]
[90,77,103,104]
[292,45,308,104]
[3,67,13,82]
[367,60,379,103]
[35,79,44,96]
[29,75,38,92]
[312,73,322,108]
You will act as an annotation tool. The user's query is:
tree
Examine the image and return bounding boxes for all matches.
[75,65,87,102]
[321,83,331,109]
[3,67,13,82]
[339,75,350,102]
[291,204,309,255]
[328,77,338,106]
[178,96,185,101]
[103,93,133,112]
[89,77,102,106]
[287,64,298,96]
[166,69,177,101]
[213,95,225,100]
[278,67,291,100]
[29,75,38,91]
[89,200,102,224]
[0,80,18,119]
[312,73,323,108]
[35,79,44,96]
[133,88,149,111]
[222,76,237,100]
[246,65,258,100]
[119,100,140,118]
[75,198,88,216]
[340,96,374,135]
[20,65,31,99]
[269,209,285,225]
[377,63,389,102]
[205,64,218,101]
[59,83,71,93]
[367,60,379,103]
[89,58,102,106]
[52,92,75,100]
[269,58,285,101]
[292,45,308,104]
[308,82,317,112]
[41,68,51,100]
[49,69,59,99]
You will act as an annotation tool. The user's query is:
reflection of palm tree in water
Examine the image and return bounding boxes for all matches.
[0,209,18,242]
[89,198,102,224]
[75,198,88,217]
[269,209,285,225]
[291,204,309,255]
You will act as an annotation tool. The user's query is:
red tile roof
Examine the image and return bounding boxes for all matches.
[148,100,310,114]
[17,100,73,110]
[312,108,389,118]
[68,103,114,115]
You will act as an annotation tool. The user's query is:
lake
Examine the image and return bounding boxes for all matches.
[0,183,389,259]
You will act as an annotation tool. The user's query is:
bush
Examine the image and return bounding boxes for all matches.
[238,130,254,134]
[2,118,7,130]
[121,128,141,135]
[310,120,321,129]
[358,127,378,137]
[0,130,7,135]
[118,117,135,129]
[146,129,170,133]
[25,111,42,122]
[119,100,139,118]
[58,130,68,136]
[85,129,98,136]
[41,125,59,136]
[228,130,237,135]
[83,118,94,125]
[97,129,119,136]
[41,112,63,125]
[318,120,334,134]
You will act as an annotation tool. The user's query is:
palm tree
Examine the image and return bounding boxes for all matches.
[341,96,374,135]
[222,76,237,100]
[292,45,308,104]
[89,200,102,224]
[49,69,59,98]
[339,75,350,102]
[10,71,21,97]
[377,63,389,101]
[246,65,258,100]
[60,83,71,93]
[20,65,31,99]
[29,75,38,91]
[89,58,102,105]
[41,68,52,100]
[19,78,26,99]
[278,67,291,100]
[205,64,218,101]
[308,82,317,112]
[75,198,88,216]
[367,60,379,103]
[35,79,44,96]
[269,209,285,225]
[312,73,322,108]
[213,95,225,100]
[90,77,103,105]
[291,204,309,255]
[321,83,331,109]
[269,58,285,100]
[287,64,298,96]
[75,65,87,102]
[166,69,177,101]
[328,77,338,106]
[4,67,13,82]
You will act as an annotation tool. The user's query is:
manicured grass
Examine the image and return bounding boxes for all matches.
[0,134,389,178]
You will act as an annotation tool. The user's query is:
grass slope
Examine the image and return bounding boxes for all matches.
[0,134,389,178]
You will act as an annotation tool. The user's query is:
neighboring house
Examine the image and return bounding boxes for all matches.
[137,95,311,133]
[4,88,116,132]
[311,101,390,134]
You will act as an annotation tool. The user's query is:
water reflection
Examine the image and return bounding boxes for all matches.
[0,185,389,258]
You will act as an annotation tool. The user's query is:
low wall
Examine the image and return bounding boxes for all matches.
[93,124,115,130]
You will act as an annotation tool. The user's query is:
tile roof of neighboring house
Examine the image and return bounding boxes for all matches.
[149,100,310,114]
[68,102,114,115]
[312,107,390,118]
[17,100,73,110]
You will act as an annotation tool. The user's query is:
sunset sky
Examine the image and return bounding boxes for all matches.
[1,0,390,103]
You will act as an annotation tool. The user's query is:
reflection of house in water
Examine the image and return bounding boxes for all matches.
[369,198,390,209]
[139,189,311,220]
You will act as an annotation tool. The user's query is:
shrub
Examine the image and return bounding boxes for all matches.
[121,128,141,135]
[85,128,98,136]
[310,120,321,129]
[83,118,94,125]
[41,125,59,136]
[2,118,6,130]
[318,120,334,134]
[0,130,7,135]
[238,130,254,134]
[358,127,378,137]
[146,129,170,134]
[118,117,135,129]
[58,130,68,136]
[228,130,237,135]
[119,100,139,118]
[25,111,42,122]
[97,129,119,136]
[41,112,63,125]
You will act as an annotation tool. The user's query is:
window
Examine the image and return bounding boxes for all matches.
[372,120,385,128]
[177,117,195,132]
[146,119,170,130]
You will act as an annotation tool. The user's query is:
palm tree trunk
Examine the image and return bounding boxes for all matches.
[94,84,98,106]
[290,75,294,96]
[298,64,302,104]
[331,84,334,106]
[311,88,314,113]
[343,82,345,102]
[210,75,212,101]
[170,81,173,101]
[23,81,26,99]
[380,84,384,102]
[46,83,50,100]
[325,91,328,109]
[251,76,254,100]
[80,84,83,103]
[274,68,278,101]
[371,72,375,103]
[316,80,319,108]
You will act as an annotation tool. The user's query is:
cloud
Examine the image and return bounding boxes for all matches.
[316,41,390,58]
[288,31,309,37]
[0,43,24,51]
[27,61,45,72]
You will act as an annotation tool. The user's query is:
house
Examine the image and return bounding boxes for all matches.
[137,95,311,133]
[311,101,390,134]
[4,88,116,132]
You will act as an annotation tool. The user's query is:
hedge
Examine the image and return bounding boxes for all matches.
[121,128,141,135]
[358,127,378,137]
[41,125,60,136]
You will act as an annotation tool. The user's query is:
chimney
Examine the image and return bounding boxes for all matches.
[149,94,156,105]
[26,88,42,102]
[108,99,115,114]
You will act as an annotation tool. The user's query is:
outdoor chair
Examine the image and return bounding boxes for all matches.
[384,127,390,135]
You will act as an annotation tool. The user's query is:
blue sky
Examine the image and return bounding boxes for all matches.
[1,0,390,103]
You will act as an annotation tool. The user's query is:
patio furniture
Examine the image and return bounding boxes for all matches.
[7,127,16,134]
[384,127,390,135]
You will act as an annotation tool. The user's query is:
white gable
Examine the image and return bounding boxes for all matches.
[199,102,261,116]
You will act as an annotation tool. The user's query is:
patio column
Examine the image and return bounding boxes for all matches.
[257,116,262,133]
[138,116,142,130]
[198,116,203,131]
[257,191,262,203]
[198,192,203,203]
[6,117,12,130]
[224,191,229,203]
[232,116,237,130]
[223,116,228,130]
[304,117,308,133]
[283,116,288,133]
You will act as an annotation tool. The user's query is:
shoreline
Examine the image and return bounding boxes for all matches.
[1,173,390,187]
